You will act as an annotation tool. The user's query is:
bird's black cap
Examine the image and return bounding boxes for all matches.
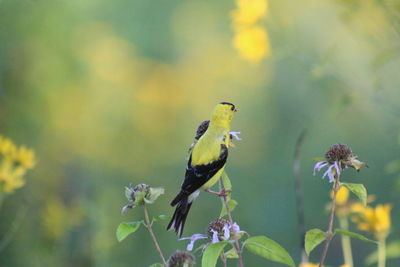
[219,102,236,111]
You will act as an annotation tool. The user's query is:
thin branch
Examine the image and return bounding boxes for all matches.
[0,193,5,213]
[293,130,308,263]
[220,251,228,267]
[143,204,168,267]
[319,177,340,267]
[219,178,244,267]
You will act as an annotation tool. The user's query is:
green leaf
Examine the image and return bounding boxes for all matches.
[342,183,367,206]
[145,187,165,204]
[221,172,232,192]
[116,221,141,242]
[335,229,377,243]
[225,247,239,259]
[304,229,326,256]
[219,199,238,218]
[243,236,295,267]
[365,240,400,265]
[149,264,163,267]
[153,214,171,222]
[201,241,229,267]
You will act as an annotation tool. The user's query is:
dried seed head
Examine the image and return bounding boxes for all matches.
[325,144,354,163]
[195,120,210,140]
[134,183,150,193]
[207,219,228,235]
[324,144,367,171]
[168,250,196,267]
[207,218,230,241]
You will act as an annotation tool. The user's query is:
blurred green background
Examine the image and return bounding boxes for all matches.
[0,0,400,266]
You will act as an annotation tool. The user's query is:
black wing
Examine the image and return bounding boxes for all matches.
[170,144,228,206]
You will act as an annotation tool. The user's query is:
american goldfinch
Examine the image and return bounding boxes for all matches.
[188,120,241,154]
[167,102,237,236]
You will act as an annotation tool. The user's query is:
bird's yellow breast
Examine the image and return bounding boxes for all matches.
[191,122,229,165]
[190,118,231,190]
[201,167,225,190]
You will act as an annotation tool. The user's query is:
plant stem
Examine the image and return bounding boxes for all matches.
[0,193,5,212]
[339,216,353,267]
[378,237,386,267]
[219,178,244,267]
[0,204,28,253]
[220,251,228,267]
[143,204,168,267]
[319,178,340,267]
[293,130,308,263]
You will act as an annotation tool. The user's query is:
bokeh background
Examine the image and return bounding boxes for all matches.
[0,0,400,266]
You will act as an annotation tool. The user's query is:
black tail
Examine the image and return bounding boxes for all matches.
[167,196,192,237]
[170,191,187,207]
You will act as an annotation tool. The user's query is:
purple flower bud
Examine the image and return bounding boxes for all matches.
[179,233,208,251]
[229,131,242,141]
[313,161,328,175]
[222,224,230,240]
[211,229,219,244]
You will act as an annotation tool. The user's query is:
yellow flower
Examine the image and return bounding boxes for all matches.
[333,186,350,205]
[230,0,270,63]
[340,265,351,267]
[0,136,16,155]
[2,175,25,193]
[375,204,392,233]
[299,263,320,267]
[231,0,268,26]
[0,136,36,194]
[0,163,25,193]
[233,26,270,63]
[351,203,392,239]
[10,146,36,169]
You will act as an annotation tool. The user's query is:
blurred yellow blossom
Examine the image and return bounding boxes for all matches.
[333,186,350,205]
[331,186,351,217]
[231,0,268,26]
[231,0,270,63]
[0,164,24,193]
[351,203,392,239]
[10,146,36,169]
[0,136,36,193]
[233,26,270,63]
[0,136,16,155]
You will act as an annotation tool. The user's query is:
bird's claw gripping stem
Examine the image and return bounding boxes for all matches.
[205,189,231,197]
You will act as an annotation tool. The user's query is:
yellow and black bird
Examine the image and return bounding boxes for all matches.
[167,102,237,236]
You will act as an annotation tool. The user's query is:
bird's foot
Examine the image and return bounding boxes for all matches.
[205,189,231,197]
